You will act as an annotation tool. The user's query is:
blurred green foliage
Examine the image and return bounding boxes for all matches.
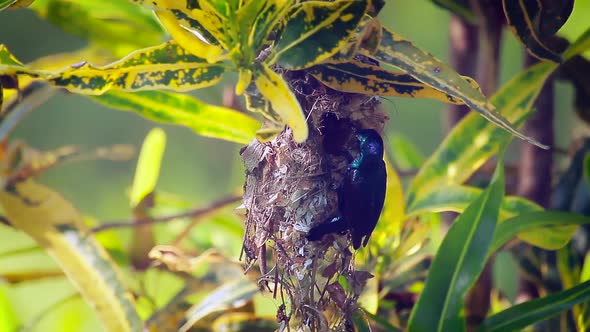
[1,0,590,331]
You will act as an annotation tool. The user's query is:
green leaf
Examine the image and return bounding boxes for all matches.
[407,183,581,250]
[129,128,166,208]
[309,59,475,104]
[30,0,164,57]
[429,0,476,23]
[407,160,505,332]
[154,9,226,63]
[0,45,24,66]
[0,0,16,11]
[477,280,590,332]
[491,211,590,253]
[372,27,547,149]
[92,90,259,144]
[246,0,291,54]
[407,184,540,219]
[388,133,424,170]
[407,61,556,207]
[253,64,308,142]
[272,0,370,69]
[180,279,258,332]
[0,180,142,332]
[502,0,571,63]
[564,26,590,60]
[0,284,19,332]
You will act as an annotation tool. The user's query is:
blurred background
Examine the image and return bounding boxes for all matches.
[0,1,589,330]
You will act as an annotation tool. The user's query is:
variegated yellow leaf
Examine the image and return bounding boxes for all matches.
[155,10,225,64]
[0,180,142,332]
[47,41,225,94]
[254,64,307,142]
[271,0,370,70]
[310,60,476,104]
[370,27,548,149]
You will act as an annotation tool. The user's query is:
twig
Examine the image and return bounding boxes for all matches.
[0,82,56,141]
[91,194,242,233]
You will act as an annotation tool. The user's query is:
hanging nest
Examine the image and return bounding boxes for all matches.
[241,69,388,331]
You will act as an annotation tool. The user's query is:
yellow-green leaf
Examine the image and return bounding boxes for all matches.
[244,84,282,123]
[155,10,226,64]
[407,184,541,220]
[564,26,590,61]
[129,128,166,208]
[30,0,164,57]
[373,155,405,245]
[0,45,23,66]
[246,0,291,54]
[254,64,308,142]
[371,27,547,149]
[0,180,142,332]
[92,90,259,144]
[407,61,556,206]
[310,59,475,104]
[271,0,370,70]
[407,184,579,250]
[408,27,590,206]
[47,41,226,94]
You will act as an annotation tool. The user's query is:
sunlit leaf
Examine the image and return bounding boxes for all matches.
[272,0,370,69]
[372,27,546,149]
[0,180,142,332]
[477,280,590,332]
[1,42,226,95]
[0,284,19,332]
[253,64,307,142]
[30,0,163,57]
[373,155,405,246]
[564,26,590,60]
[92,90,259,144]
[47,41,226,94]
[129,128,166,208]
[0,45,24,66]
[154,9,226,64]
[408,160,505,332]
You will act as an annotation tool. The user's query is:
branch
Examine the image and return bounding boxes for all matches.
[91,194,242,233]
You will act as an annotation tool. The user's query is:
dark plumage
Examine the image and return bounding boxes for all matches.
[308,129,387,249]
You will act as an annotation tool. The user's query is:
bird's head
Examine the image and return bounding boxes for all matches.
[356,129,384,161]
